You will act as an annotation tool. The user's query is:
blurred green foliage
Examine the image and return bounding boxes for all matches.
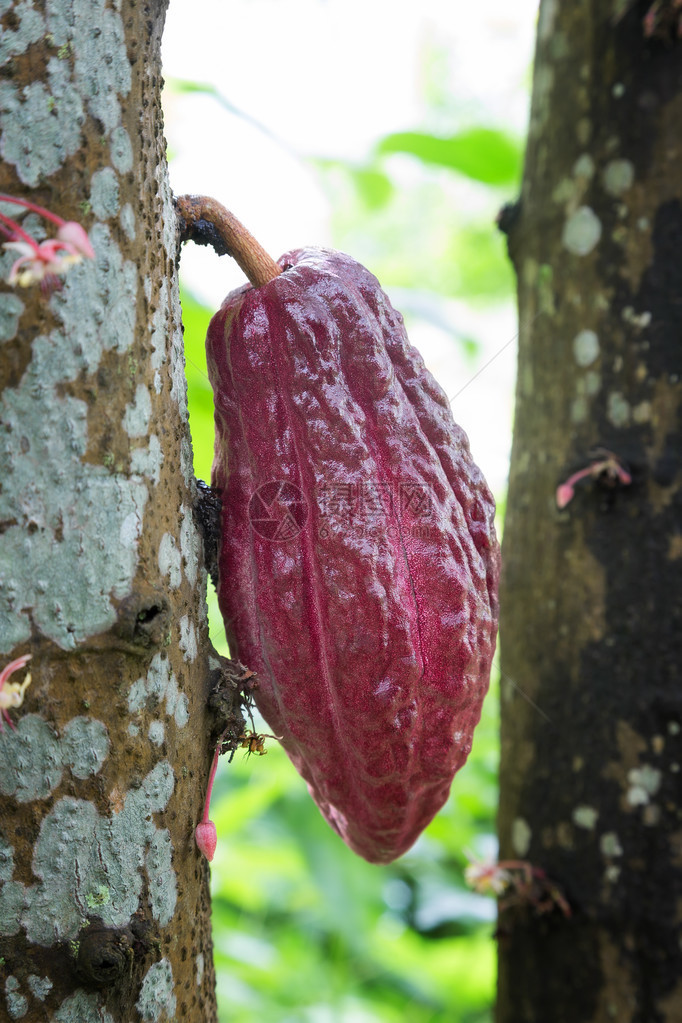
[176,48,519,1023]
[205,673,499,1023]
[182,288,214,483]
[376,128,522,187]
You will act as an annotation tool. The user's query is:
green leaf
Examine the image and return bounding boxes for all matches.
[376,127,522,186]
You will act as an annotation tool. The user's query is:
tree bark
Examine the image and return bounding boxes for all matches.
[0,3,226,1020]
[498,2,682,1022]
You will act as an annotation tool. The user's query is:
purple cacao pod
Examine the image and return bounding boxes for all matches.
[205,248,500,863]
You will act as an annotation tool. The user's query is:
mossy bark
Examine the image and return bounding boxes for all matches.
[498,3,682,1022]
[0,2,226,1020]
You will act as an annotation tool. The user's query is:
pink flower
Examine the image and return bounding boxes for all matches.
[0,194,94,291]
[0,654,32,731]
[465,855,571,917]
[4,237,88,288]
[464,857,512,896]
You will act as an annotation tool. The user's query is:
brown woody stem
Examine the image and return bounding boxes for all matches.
[175,194,282,288]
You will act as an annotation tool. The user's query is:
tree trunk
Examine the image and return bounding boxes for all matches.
[0,3,224,1020]
[498,2,682,1021]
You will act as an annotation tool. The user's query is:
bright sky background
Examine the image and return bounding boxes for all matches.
[162,0,539,494]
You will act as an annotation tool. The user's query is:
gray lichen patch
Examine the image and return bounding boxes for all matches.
[562,206,602,256]
[127,653,189,730]
[52,224,138,368]
[180,504,200,587]
[145,829,175,926]
[0,227,145,653]
[45,0,131,134]
[150,279,169,393]
[0,881,26,937]
[572,805,599,829]
[4,975,27,1020]
[570,395,589,424]
[178,616,198,662]
[0,294,25,343]
[131,434,163,485]
[600,832,624,857]
[22,799,97,942]
[0,828,15,881]
[573,153,595,180]
[584,371,601,397]
[180,433,195,489]
[0,449,147,651]
[110,125,133,175]
[607,391,631,428]
[158,533,182,589]
[602,158,634,197]
[89,167,120,220]
[511,817,531,856]
[1,0,131,160]
[633,400,652,424]
[61,717,110,780]
[52,989,115,1023]
[0,716,63,801]
[148,656,173,708]
[119,202,136,241]
[136,958,176,1022]
[529,65,554,136]
[0,0,44,64]
[0,58,84,187]
[148,721,165,747]
[573,329,600,367]
[26,974,52,1001]
[626,764,662,807]
[21,761,176,945]
[622,306,652,330]
[155,161,177,261]
[128,679,148,714]
[123,385,153,439]
[167,285,189,416]
[537,263,555,316]
[174,693,189,729]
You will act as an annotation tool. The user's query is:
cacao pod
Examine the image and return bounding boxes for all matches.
[205,247,500,864]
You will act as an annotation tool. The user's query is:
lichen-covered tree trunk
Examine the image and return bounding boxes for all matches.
[0,3,221,1020]
[498,2,682,1021]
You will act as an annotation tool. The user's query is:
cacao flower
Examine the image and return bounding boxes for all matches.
[205,247,500,864]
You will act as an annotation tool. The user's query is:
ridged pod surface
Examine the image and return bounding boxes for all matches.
[205,247,500,863]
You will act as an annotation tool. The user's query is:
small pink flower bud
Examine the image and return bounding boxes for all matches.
[57,221,95,260]
[195,820,217,861]
[556,483,575,509]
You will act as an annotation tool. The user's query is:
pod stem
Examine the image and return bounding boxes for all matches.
[175,194,282,288]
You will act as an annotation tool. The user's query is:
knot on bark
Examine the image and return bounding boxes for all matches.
[113,587,171,651]
[72,916,156,990]
[73,925,133,988]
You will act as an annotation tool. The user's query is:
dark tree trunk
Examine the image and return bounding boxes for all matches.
[0,3,229,1020]
[497,3,682,1022]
